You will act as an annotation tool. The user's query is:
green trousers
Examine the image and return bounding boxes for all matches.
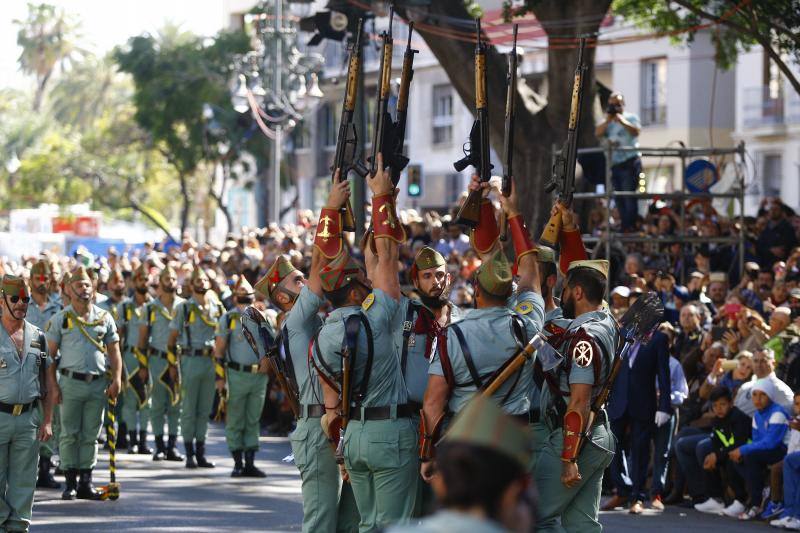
[530,420,550,471]
[224,369,267,452]
[534,421,615,533]
[0,409,40,533]
[149,355,180,436]
[59,376,107,470]
[343,417,418,532]
[121,351,151,431]
[179,356,215,442]
[289,418,359,533]
[37,404,59,460]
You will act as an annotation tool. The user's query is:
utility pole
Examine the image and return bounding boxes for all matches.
[272,0,283,224]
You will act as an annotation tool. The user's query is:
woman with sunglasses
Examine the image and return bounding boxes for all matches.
[0,274,55,532]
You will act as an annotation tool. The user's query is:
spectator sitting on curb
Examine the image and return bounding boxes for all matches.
[734,348,794,417]
[770,392,800,530]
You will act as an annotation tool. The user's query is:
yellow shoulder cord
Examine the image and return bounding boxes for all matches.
[191,304,217,328]
[66,311,107,353]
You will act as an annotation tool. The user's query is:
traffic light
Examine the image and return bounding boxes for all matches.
[407,164,422,197]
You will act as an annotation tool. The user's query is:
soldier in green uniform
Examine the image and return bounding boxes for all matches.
[168,267,222,468]
[138,266,184,462]
[534,259,618,533]
[26,260,62,490]
[0,275,54,532]
[118,265,152,455]
[387,396,535,533]
[419,182,543,482]
[98,269,128,450]
[264,175,359,533]
[392,246,463,516]
[46,266,122,501]
[214,276,270,478]
[315,158,418,531]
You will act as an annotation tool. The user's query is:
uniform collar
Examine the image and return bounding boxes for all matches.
[327,305,360,323]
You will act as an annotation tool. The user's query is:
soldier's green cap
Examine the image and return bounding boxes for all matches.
[567,259,609,279]
[536,245,556,265]
[190,267,209,283]
[320,252,364,293]
[415,247,445,271]
[109,268,126,283]
[444,395,531,469]
[475,250,513,297]
[159,265,177,282]
[1,275,29,299]
[132,264,149,282]
[233,275,254,295]
[257,256,297,299]
[69,266,92,284]
[30,260,52,278]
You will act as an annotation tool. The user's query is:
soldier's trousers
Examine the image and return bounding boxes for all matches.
[224,369,267,451]
[289,417,359,533]
[529,420,550,471]
[121,351,151,431]
[343,417,418,532]
[534,421,615,533]
[180,356,215,442]
[59,376,107,470]
[0,408,40,533]
[149,355,180,436]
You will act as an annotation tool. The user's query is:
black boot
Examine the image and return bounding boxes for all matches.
[61,469,78,500]
[195,441,215,468]
[37,456,61,489]
[231,450,244,477]
[166,435,184,461]
[127,431,139,454]
[242,450,267,478]
[153,435,166,461]
[115,426,125,449]
[76,469,103,500]
[138,430,152,455]
[184,440,197,469]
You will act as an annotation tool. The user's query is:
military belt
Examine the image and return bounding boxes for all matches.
[350,404,413,422]
[60,369,104,383]
[148,348,168,359]
[406,400,422,414]
[300,404,326,419]
[0,400,37,416]
[183,347,213,357]
[226,361,260,374]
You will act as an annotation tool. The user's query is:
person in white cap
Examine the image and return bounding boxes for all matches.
[735,348,794,417]
[610,286,630,320]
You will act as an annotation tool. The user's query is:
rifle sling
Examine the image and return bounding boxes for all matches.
[400,301,419,377]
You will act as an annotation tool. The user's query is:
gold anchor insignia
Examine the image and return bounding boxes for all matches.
[379,204,396,229]
[318,215,333,241]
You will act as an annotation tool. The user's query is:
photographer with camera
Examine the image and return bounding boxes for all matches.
[596,92,642,232]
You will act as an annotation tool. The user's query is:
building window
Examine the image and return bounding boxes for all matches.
[432,84,453,145]
[320,103,337,148]
[445,173,461,205]
[761,153,782,198]
[292,121,311,150]
[641,57,667,126]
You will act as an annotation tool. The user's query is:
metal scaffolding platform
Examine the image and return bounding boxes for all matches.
[569,141,747,291]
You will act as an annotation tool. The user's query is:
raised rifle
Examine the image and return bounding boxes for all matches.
[389,21,417,185]
[333,19,368,232]
[368,6,395,177]
[499,24,518,242]
[453,19,492,228]
[540,37,587,247]
[334,326,353,465]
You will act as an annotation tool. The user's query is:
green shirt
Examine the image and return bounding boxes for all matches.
[45,304,119,374]
[116,298,149,352]
[169,296,223,350]
[142,296,184,353]
[314,289,408,407]
[26,296,61,332]
[215,307,275,366]
[0,321,48,404]
[282,286,325,407]
[430,290,545,415]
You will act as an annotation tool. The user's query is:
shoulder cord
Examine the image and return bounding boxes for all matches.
[65,311,107,353]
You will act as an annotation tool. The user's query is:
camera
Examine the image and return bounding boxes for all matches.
[606,103,622,115]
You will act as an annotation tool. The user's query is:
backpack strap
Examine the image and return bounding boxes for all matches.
[450,322,482,388]
[344,313,374,406]
[400,301,419,377]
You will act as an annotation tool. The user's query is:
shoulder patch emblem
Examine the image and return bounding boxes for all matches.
[361,293,375,311]
[572,340,594,368]
[515,301,533,315]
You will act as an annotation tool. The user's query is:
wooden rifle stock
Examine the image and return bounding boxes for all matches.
[482,333,547,398]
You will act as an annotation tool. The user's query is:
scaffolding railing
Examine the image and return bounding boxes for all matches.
[567,141,747,293]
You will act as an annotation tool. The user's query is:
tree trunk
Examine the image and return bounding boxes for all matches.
[178,171,190,239]
[405,0,610,231]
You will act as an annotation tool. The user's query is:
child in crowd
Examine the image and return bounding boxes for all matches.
[729,379,790,520]
[694,386,751,516]
[771,392,800,529]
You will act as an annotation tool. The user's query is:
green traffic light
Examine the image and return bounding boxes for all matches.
[408,183,421,196]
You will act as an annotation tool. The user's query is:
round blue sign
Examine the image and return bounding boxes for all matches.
[685,159,718,193]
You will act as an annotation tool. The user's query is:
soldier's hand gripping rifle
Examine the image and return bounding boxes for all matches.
[499,24,518,242]
[333,18,368,232]
[368,7,400,179]
[540,37,587,247]
[453,20,493,228]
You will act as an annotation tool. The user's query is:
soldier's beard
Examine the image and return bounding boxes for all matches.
[35,284,48,295]
[420,291,447,310]
[562,295,576,320]
[161,283,176,293]
[135,286,148,295]
[113,289,125,298]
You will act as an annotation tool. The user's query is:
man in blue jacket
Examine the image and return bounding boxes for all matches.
[604,330,672,513]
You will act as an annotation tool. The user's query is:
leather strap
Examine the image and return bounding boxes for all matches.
[400,301,419,377]
[450,323,482,388]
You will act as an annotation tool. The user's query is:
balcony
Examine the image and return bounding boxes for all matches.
[743,86,800,128]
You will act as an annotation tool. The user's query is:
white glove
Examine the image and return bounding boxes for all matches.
[655,411,671,427]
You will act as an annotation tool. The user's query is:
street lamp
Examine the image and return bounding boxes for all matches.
[231,0,325,225]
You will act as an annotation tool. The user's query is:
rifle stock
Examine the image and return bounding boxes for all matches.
[499,24,518,242]
[266,351,300,418]
[540,37,587,247]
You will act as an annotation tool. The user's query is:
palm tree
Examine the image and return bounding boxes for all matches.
[14,2,83,111]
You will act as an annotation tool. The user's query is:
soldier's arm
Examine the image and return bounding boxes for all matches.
[499,180,541,294]
[467,174,498,261]
[555,202,587,275]
[106,341,123,397]
[136,323,149,352]
[420,374,450,481]
[167,329,179,354]
[311,168,350,292]
[369,154,403,300]
[213,316,228,386]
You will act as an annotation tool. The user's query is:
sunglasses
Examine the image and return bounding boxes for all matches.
[8,295,30,304]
